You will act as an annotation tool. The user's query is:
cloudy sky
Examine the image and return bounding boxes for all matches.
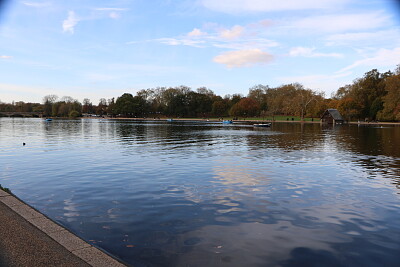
[1,0,399,103]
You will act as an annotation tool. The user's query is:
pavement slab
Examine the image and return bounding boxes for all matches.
[0,189,10,197]
[0,195,24,207]
[0,192,128,267]
[73,246,127,267]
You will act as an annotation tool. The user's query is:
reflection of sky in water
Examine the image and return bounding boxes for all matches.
[1,118,400,266]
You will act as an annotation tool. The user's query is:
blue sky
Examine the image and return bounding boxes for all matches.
[1,0,400,104]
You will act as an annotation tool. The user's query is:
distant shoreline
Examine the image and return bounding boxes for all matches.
[82,117,400,126]
[2,116,399,125]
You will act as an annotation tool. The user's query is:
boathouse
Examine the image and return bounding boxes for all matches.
[321,109,344,124]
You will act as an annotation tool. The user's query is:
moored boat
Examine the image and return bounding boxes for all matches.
[253,123,271,127]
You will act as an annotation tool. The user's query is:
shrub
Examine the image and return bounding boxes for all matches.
[69,110,80,118]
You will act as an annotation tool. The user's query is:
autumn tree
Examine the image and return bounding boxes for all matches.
[212,99,229,117]
[229,97,260,117]
[377,74,400,121]
[296,88,320,120]
[332,68,397,121]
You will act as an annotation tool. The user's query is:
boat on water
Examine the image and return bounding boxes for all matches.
[222,120,233,124]
[45,118,52,122]
[253,123,271,127]
[166,119,174,122]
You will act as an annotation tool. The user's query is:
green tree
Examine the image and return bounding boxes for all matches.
[107,98,116,117]
[43,94,58,117]
[69,110,80,118]
[132,95,149,117]
[115,93,136,117]
[96,98,107,115]
[212,100,229,117]
[82,98,94,114]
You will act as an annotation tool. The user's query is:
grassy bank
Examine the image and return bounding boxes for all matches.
[0,184,11,194]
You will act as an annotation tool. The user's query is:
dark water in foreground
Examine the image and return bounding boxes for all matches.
[1,118,400,266]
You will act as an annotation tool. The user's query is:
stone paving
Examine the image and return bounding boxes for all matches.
[0,189,128,267]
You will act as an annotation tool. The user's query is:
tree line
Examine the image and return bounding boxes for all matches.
[330,67,400,121]
[1,66,399,121]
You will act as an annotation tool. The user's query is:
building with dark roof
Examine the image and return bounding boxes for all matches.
[321,109,344,124]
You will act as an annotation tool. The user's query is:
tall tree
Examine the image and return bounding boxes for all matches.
[97,98,107,115]
[377,74,400,121]
[43,94,58,117]
[82,98,93,114]
[229,98,260,117]
[115,93,136,117]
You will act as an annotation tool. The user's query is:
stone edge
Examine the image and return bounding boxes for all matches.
[0,190,128,267]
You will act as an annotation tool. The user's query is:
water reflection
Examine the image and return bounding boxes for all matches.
[1,118,400,267]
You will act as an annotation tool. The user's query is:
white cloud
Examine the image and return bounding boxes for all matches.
[156,38,206,47]
[22,1,50,7]
[188,28,207,37]
[152,35,278,50]
[109,12,120,19]
[278,72,353,96]
[63,11,79,34]
[325,29,400,46]
[212,38,278,50]
[201,0,348,13]
[220,25,245,39]
[250,19,272,28]
[0,83,62,103]
[293,12,390,33]
[94,8,128,11]
[213,49,273,68]
[149,20,277,50]
[289,47,342,58]
[339,47,400,72]
[0,55,12,59]
[94,7,128,20]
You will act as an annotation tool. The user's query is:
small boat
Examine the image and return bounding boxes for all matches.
[253,123,271,127]
[166,119,174,122]
[45,118,52,122]
[222,120,233,124]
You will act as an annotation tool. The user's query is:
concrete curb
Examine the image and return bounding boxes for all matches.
[0,189,128,267]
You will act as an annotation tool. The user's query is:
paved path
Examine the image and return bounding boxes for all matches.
[0,189,127,267]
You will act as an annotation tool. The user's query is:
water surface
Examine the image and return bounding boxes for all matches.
[1,118,400,266]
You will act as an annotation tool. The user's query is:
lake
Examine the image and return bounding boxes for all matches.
[1,118,400,267]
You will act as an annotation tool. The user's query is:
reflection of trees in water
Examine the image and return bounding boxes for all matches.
[326,125,400,157]
[115,120,148,145]
[244,123,400,187]
[42,119,82,142]
[114,121,214,149]
[245,123,325,152]
[324,125,400,185]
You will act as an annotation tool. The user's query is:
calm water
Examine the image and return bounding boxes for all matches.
[1,118,400,267]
